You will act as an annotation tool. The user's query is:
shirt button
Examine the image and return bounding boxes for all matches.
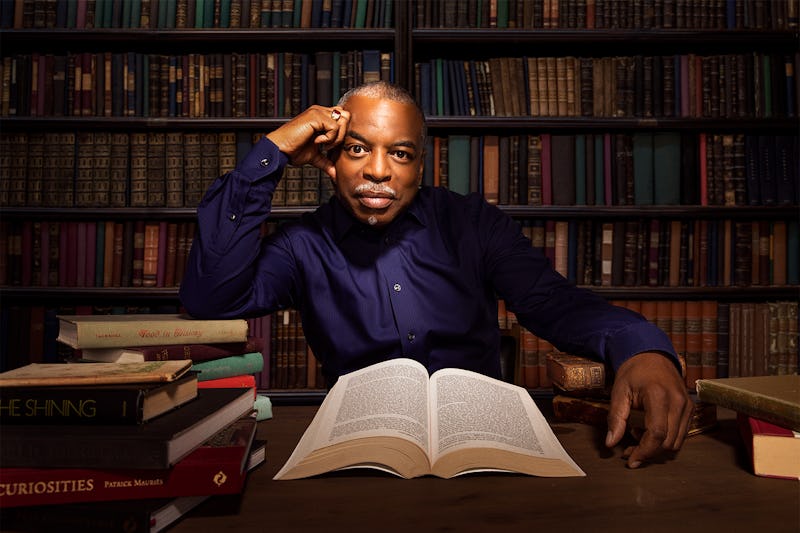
[393,283,401,292]
[259,158,269,167]
[407,332,415,341]
[228,213,237,221]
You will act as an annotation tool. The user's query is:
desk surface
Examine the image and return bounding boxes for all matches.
[170,403,799,533]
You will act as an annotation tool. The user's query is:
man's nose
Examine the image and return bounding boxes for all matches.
[363,152,391,182]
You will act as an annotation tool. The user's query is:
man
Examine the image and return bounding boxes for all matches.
[180,81,692,469]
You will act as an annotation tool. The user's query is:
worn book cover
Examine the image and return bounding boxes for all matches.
[696,375,800,432]
[0,360,192,387]
[56,313,249,349]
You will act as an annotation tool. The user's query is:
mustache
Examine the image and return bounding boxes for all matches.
[354,183,396,197]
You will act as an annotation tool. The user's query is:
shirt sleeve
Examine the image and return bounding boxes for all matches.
[179,136,293,319]
[479,203,679,373]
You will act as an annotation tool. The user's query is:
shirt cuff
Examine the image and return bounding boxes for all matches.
[605,322,682,374]
[235,135,289,182]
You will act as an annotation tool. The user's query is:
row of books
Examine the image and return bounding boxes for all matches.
[0,131,237,208]
[425,133,799,207]
[2,49,392,118]
[500,298,799,392]
[0,220,196,290]
[1,215,797,292]
[0,130,336,209]
[416,53,798,118]
[2,0,395,29]
[0,313,271,526]
[412,0,799,30]
[522,218,799,289]
[2,130,796,209]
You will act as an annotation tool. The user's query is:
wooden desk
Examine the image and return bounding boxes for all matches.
[171,404,799,533]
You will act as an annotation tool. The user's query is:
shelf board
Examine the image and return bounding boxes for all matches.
[411,28,800,46]
[4,116,795,132]
[2,205,795,220]
[1,28,396,48]
[2,285,797,302]
[424,116,800,132]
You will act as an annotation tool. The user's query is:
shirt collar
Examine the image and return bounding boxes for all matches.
[327,188,429,243]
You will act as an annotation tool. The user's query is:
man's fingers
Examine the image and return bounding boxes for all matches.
[605,388,632,448]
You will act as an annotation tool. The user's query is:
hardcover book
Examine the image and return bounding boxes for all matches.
[78,336,265,363]
[737,414,800,480]
[0,360,192,386]
[0,440,266,532]
[274,358,585,480]
[0,414,259,507]
[56,314,249,349]
[0,387,255,469]
[696,375,800,432]
[0,371,198,425]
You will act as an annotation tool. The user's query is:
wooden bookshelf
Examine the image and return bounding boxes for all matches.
[1,0,798,397]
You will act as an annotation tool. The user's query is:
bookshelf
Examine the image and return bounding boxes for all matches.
[1,0,798,402]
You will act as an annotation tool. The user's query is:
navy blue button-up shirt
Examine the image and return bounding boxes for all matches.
[180,137,678,386]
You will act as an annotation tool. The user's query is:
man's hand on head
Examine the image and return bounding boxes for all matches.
[266,105,350,178]
[605,351,692,468]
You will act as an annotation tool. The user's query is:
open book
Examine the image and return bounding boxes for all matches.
[274,358,585,479]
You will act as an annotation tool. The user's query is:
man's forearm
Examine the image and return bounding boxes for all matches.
[180,138,288,318]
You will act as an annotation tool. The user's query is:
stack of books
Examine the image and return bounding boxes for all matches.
[0,314,268,531]
[65,313,272,419]
[696,375,800,481]
[544,351,718,438]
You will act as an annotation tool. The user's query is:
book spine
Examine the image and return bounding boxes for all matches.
[191,352,264,381]
[0,388,144,425]
[0,444,250,507]
[59,317,249,349]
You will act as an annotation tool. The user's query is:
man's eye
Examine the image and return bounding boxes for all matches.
[392,151,412,160]
[346,145,368,155]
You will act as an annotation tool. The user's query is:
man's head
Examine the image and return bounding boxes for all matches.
[330,81,426,228]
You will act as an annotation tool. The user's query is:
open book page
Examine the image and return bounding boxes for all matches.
[273,358,431,479]
[429,367,585,477]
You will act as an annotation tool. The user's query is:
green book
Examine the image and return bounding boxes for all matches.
[632,132,654,205]
[653,132,681,205]
[204,0,215,27]
[195,0,205,27]
[94,0,106,28]
[496,0,509,27]
[122,0,133,28]
[192,352,265,382]
[354,0,368,27]
[447,135,471,196]
[435,58,445,116]
[220,0,231,28]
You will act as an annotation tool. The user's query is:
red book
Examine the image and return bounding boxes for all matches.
[737,414,800,480]
[698,133,708,206]
[198,374,257,398]
[20,221,32,287]
[39,221,49,287]
[0,415,260,508]
[85,221,96,288]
